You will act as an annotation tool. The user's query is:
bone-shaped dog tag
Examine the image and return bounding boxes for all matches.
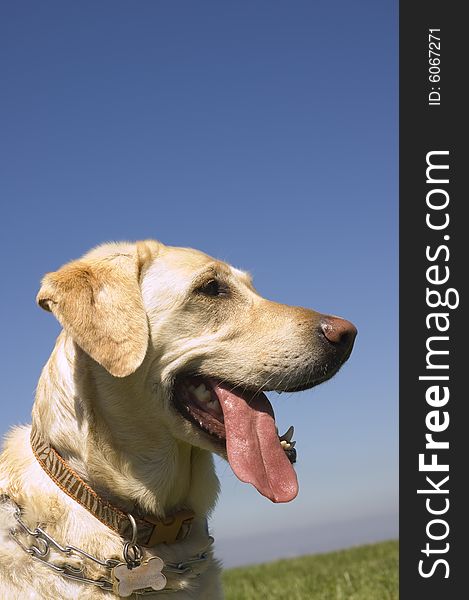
[112,556,167,597]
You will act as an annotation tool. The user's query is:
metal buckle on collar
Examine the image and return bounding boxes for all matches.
[144,509,195,546]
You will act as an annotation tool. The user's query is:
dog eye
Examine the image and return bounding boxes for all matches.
[197,279,225,297]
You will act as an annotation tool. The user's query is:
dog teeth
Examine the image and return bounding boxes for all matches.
[280,435,297,463]
[192,383,212,404]
[279,425,294,442]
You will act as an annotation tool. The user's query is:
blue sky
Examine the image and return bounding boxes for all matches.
[0,1,397,567]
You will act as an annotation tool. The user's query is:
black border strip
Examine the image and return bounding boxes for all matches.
[400,2,466,597]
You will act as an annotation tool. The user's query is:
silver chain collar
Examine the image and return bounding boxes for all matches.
[1,495,213,596]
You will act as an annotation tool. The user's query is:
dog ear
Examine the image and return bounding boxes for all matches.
[36,241,158,377]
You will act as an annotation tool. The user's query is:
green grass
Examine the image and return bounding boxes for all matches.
[223,540,398,600]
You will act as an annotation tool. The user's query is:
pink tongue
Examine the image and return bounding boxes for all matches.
[213,382,298,503]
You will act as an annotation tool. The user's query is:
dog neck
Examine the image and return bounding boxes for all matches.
[31,332,219,520]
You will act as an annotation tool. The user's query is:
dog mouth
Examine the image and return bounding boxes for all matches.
[173,375,304,504]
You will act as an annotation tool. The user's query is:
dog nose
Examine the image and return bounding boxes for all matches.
[320,316,357,354]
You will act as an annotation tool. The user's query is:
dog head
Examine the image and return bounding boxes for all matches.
[37,240,356,503]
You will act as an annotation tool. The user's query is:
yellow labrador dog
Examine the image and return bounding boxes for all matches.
[0,240,356,599]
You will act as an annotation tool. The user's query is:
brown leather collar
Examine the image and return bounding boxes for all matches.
[30,426,195,547]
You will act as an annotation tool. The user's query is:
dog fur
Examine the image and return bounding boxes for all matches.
[0,239,355,599]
